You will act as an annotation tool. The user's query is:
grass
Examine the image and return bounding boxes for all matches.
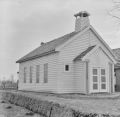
[6,106,12,109]
[12,90,120,116]
[2,91,117,117]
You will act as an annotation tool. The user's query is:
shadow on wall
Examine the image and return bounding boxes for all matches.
[115,69,120,92]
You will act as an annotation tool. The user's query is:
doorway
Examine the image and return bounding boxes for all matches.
[92,68,107,93]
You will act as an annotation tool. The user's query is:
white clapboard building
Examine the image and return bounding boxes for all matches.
[16,11,116,94]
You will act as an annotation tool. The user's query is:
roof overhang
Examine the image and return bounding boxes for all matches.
[73,45,96,61]
[82,45,116,64]
[16,50,58,63]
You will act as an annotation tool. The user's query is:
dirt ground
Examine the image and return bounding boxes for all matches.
[0,91,41,117]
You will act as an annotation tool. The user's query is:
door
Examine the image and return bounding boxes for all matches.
[100,68,107,92]
[92,68,99,92]
[92,68,107,93]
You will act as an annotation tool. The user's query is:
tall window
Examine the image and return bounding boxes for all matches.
[44,63,48,83]
[30,66,33,83]
[101,69,106,89]
[36,65,40,83]
[92,68,98,90]
[65,65,69,71]
[24,67,27,83]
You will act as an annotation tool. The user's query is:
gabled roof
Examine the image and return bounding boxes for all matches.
[55,25,116,64]
[74,45,96,61]
[16,31,78,63]
[16,25,116,63]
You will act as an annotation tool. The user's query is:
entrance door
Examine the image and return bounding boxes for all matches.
[92,68,99,92]
[92,68,107,93]
[100,68,107,92]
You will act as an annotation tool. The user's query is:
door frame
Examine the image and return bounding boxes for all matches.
[90,67,108,93]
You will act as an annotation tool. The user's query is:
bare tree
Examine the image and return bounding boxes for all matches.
[109,0,120,20]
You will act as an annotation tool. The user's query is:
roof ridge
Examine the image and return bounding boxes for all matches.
[43,31,75,45]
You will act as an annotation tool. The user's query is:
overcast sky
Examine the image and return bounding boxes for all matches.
[0,0,120,80]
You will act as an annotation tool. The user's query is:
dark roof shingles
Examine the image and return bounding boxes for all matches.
[16,31,78,63]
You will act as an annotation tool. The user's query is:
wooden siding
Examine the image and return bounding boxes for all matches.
[57,30,90,93]
[18,28,115,93]
[90,29,114,61]
[88,48,112,93]
[18,53,59,92]
[57,28,114,93]
[74,61,87,93]
[89,30,115,93]
[59,30,90,61]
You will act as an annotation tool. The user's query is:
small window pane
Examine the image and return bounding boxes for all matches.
[101,84,106,89]
[24,67,27,83]
[101,69,105,75]
[93,84,98,90]
[93,69,97,75]
[65,65,69,71]
[30,66,33,83]
[36,65,40,83]
[44,63,48,83]
[101,76,106,82]
[93,76,98,82]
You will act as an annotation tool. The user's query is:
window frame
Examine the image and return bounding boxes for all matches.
[64,64,70,72]
[92,68,99,90]
[100,68,106,90]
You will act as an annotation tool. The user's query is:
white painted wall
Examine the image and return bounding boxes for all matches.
[74,61,87,93]
[18,53,59,92]
[18,28,115,94]
[57,28,115,93]
[90,29,114,61]
[57,30,90,93]
[88,47,113,93]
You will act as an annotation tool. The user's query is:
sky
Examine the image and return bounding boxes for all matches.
[0,0,120,81]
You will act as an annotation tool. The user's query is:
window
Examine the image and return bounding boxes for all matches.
[36,65,40,83]
[24,67,27,83]
[101,69,106,89]
[44,63,48,83]
[65,65,69,71]
[92,68,98,90]
[30,66,33,83]
[93,69,97,75]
